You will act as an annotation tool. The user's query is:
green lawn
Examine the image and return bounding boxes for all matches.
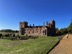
[0,36,58,54]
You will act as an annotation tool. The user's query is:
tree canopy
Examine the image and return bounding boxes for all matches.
[67,21,72,33]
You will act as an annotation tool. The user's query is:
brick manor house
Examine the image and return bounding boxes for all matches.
[19,20,56,36]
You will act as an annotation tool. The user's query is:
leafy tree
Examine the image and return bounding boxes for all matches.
[55,28,62,35]
[56,30,61,36]
[60,28,68,35]
[67,21,72,33]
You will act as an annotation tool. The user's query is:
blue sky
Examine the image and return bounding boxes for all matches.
[0,0,72,30]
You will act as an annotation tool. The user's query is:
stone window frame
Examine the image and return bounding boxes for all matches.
[36,28,38,33]
[32,29,34,33]
[43,29,47,35]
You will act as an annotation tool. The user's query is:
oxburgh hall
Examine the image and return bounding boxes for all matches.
[19,20,56,36]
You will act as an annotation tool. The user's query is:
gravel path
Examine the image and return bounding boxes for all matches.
[49,34,72,54]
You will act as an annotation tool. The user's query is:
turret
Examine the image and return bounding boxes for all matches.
[51,20,56,36]
[19,21,28,35]
[20,21,28,28]
[51,20,55,28]
[46,21,48,26]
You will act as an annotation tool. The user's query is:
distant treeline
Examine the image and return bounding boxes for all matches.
[0,29,19,33]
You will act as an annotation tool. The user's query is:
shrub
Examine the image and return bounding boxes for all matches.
[13,34,15,37]
[0,34,2,38]
[10,37,17,40]
[4,34,10,37]
[29,35,38,39]
[20,36,29,40]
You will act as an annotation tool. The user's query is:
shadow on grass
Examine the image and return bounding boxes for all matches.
[46,35,64,54]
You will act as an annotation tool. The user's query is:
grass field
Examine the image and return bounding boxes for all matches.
[0,36,58,54]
